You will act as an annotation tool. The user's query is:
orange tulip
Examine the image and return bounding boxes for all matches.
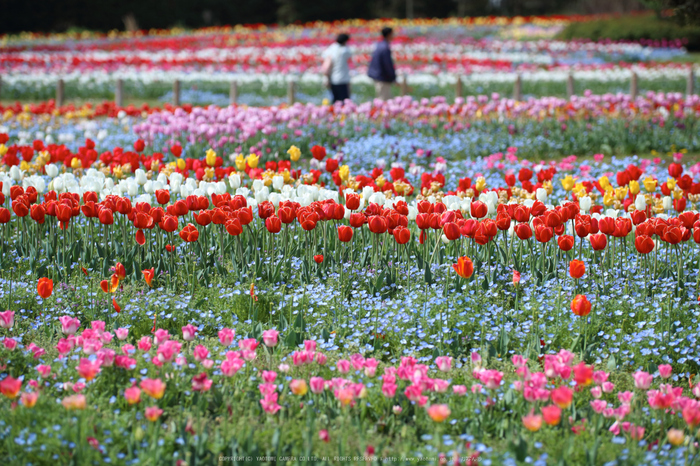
[452,256,474,279]
[100,274,120,293]
[114,262,126,280]
[37,277,53,299]
[142,268,155,287]
[569,260,585,279]
[571,294,591,317]
[112,298,121,314]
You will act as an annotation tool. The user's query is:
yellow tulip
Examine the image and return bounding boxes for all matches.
[176,158,186,171]
[71,158,82,169]
[667,177,677,191]
[205,148,217,167]
[246,153,259,169]
[643,176,657,192]
[281,169,291,183]
[599,176,611,191]
[672,188,683,200]
[603,191,614,206]
[0,144,7,156]
[561,175,575,192]
[628,180,640,195]
[375,175,386,189]
[287,145,301,162]
[339,165,350,182]
[235,154,246,171]
[475,177,487,191]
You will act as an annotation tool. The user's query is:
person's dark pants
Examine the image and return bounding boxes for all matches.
[330,83,350,103]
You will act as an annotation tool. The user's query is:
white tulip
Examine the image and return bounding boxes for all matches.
[44,163,58,179]
[53,177,64,192]
[536,188,548,203]
[441,234,450,244]
[272,175,284,191]
[180,185,191,198]
[157,173,168,186]
[134,169,147,186]
[127,183,139,197]
[269,192,281,207]
[662,196,672,211]
[252,179,264,192]
[407,205,418,221]
[215,181,227,195]
[144,180,154,194]
[634,194,647,211]
[9,166,21,182]
[229,173,241,190]
[579,196,591,212]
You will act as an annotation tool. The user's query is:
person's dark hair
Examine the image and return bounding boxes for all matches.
[336,33,349,45]
[381,27,393,39]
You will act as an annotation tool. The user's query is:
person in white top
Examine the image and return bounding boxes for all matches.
[321,33,352,103]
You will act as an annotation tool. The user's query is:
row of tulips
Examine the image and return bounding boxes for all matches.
[1,311,699,463]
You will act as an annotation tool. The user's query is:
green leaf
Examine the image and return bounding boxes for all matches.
[606,355,617,371]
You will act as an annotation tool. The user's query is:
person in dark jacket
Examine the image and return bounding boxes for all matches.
[367,27,396,100]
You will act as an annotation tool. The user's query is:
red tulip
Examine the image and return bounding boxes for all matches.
[470,201,488,219]
[30,204,45,224]
[11,199,28,217]
[194,210,212,227]
[571,295,591,317]
[179,223,199,242]
[159,215,178,233]
[514,223,532,240]
[345,193,360,210]
[112,298,121,314]
[98,207,114,225]
[101,274,119,293]
[155,190,170,205]
[534,225,553,243]
[265,216,281,234]
[368,216,387,234]
[635,235,654,254]
[314,255,323,264]
[393,226,411,244]
[338,225,353,243]
[37,277,53,299]
[142,268,155,287]
[225,218,243,236]
[569,260,585,279]
[311,145,326,161]
[443,222,460,241]
[557,235,574,251]
[589,234,607,251]
[452,256,474,279]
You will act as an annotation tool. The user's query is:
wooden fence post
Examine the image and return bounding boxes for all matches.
[287,81,296,105]
[630,72,638,99]
[687,68,695,96]
[455,76,463,99]
[56,79,65,107]
[173,80,181,106]
[229,81,238,106]
[115,79,124,107]
[566,73,575,97]
[513,74,522,101]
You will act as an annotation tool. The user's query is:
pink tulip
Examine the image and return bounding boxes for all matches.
[36,365,51,377]
[3,337,17,351]
[0,310,14,329]
[262,370,277,383]
[262,329,279,347]
[453,385,467,396]
[115,328,129,340]
[218,328,235,346]
[310,377,325,394]
[181,324,197,341]
[76,358,101,381]
[633,371,653,390]
[124,386,141,404]
[658,364,672,379]
[193,344,209,362]
[58,316,80,334]
[336,359,350,374]
[138,336,152,351]
[435,356,452,372]
[318,429,329,443]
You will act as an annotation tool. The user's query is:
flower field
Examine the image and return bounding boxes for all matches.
[1,16,697,105]
[0,88,699,465]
